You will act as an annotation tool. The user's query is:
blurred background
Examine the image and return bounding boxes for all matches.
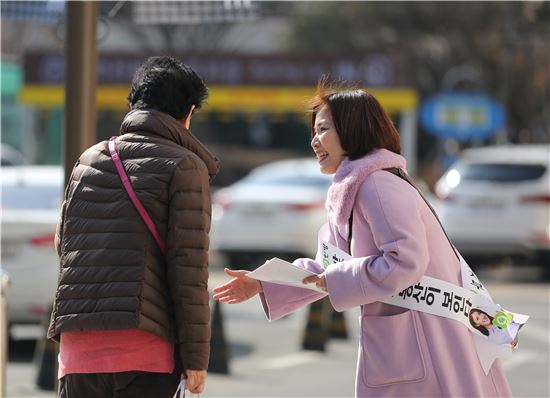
[1,1,549,397]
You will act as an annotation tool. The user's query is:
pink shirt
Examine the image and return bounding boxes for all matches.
[58,329,175,379]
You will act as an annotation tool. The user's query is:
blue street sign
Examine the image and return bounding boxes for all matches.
[420,92,506,141]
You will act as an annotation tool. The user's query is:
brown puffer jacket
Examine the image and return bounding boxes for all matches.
[47,109,220,371]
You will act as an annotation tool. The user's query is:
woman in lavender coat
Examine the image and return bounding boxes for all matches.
[213,80,513,397]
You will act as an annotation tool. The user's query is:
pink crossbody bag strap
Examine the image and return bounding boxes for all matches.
[108,137,167,256]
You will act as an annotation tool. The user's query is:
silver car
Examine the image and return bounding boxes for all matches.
[210,158,332,270]
[435,145,550,272]
[1,166,62,338]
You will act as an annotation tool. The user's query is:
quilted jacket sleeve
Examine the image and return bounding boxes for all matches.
[54,161,79,258]
[54,201,66,258]
[167,155,212,371]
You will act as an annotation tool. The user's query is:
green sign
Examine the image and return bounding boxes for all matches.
[1,63,22,100]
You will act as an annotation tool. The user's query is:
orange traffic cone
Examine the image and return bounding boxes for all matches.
[301,297,332,351]
[208,300,229,374]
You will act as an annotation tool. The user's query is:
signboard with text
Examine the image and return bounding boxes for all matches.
[24,52,415,88]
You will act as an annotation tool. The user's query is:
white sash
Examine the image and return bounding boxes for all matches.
[319,239,529,374]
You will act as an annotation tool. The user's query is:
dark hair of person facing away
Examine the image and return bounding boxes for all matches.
[469,309,493,336]
[127,56,208,121]
[308,76,401,160]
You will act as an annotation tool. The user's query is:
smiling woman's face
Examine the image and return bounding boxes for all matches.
[311,105,345,175]
[471,310,492,328]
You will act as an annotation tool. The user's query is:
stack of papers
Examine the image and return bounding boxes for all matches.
[247,258,327,294]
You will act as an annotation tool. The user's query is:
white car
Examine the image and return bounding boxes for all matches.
[1,144,25,166]
[435,145,550,270]
[1,166,63,337]
[210,158,332,270]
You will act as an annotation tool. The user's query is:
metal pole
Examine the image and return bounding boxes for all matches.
[400,109,418,178]
[0,272,11,398]
[63,1,98,188]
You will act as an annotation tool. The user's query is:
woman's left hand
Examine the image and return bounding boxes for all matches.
[303,272,328,292]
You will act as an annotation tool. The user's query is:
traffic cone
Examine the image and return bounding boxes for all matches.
[34,309,58,391]
[330,309,348,339]
[301,297,332,351]
[208,300,229,374]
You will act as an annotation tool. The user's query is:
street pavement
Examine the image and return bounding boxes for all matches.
[6,265,550,398]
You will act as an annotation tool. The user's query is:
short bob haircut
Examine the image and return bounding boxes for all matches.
[127,56,208,121]
[469,308,493,337]
[308,76,401,160]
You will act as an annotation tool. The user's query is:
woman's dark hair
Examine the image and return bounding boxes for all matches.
[469,309,493,336]
[127,56,208,120]
[307,76,401,160]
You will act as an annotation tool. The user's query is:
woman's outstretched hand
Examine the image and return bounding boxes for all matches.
[212,268,263,304]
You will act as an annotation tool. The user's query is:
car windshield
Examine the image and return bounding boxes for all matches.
[1,185,62,210]
[457,163,547,183]
[243,173,330,188]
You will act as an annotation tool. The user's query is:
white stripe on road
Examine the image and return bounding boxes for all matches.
[258,323,548,371]
[502,350,542,370]
[521,323,550,346]
[260,351,324,370]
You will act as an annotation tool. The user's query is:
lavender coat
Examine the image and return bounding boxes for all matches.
[259,149,512,397]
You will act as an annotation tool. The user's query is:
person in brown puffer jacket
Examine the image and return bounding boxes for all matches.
[48,56,219,398]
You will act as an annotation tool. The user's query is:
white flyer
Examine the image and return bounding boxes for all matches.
[247,257,328,294]
[319,239,529,374]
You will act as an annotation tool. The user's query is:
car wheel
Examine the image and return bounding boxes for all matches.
[226,253,259,271]
[534,250,550,281]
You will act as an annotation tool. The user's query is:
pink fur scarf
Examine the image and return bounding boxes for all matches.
[326,148,407,225]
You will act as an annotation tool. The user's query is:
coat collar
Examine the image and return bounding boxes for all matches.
[119,109,220,180]
[326,149,407,225]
